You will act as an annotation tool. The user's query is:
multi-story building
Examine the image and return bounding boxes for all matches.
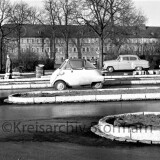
[3,24,160,63]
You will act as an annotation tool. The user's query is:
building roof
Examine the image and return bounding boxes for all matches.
[2,24,97,39]
[2,24,160,39]
[140,26,160,38]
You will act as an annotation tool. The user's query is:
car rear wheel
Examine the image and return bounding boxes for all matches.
[55,81,67,91]
[135,66,143,71]
[107,66,114,72]
[91,82,103,89]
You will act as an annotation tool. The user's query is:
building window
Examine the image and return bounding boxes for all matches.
[73,48,77,52]
[86,47,90,52]
[61,57,64,62]
[82,47,85,52]
[45,48,49,52]
[45,39,49,44]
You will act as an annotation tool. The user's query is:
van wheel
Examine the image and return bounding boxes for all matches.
[55,81,66,91]
[107,66,114,72]
[135,66,143,71]
[91,82,103,89]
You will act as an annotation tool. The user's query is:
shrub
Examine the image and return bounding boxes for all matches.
[12,50,39,72]
[38,58,55,70]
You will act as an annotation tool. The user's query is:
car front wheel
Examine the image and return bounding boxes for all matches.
[55,81,67,91]
[135,66,143,71]
[107,66,114,72]
[91,82,103,89]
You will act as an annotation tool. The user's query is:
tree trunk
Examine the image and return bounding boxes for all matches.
[50,34,56,69]
[52,36,56,69]
[65,37,69,59]
[49,37,52,58]
[77,38,82,59]
[113,45,121,57]
[18,36,21,66]
[0,36,2,72]
[98,37,104,69]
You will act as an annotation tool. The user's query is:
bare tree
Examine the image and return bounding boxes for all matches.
[43,0,60,69]
[70,26,87,59]
[56,0,78,59]
[0,0,11,72]
[109,0,146,57]
[27,7,43,25]
[77,0,146,68]
[7,1,32,64]
[77,0,113,68]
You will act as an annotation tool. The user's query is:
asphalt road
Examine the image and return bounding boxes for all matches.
[1,88,160,160]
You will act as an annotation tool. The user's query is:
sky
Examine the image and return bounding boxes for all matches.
[133,0,160,26]
[10,0,160,27]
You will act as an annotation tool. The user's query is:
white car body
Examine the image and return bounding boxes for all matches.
[50,59,104,88]
[103,55,149,71]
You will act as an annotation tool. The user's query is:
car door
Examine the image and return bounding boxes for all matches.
[62,59,88,86]
[82,60,104,84]
[129,56,138,69]
[118,56,131,70]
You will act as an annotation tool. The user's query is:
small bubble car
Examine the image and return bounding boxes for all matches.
[50,59,104,90]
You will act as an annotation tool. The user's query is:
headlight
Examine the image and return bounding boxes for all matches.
[103,64,106,69]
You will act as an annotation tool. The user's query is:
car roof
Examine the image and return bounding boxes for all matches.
[69,58,84,61]
[119,55,138,57]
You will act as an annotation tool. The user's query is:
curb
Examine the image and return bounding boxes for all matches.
[0,77,50,82]
[1,79,160,90]
[2,76,160,90]
[91,112,160,144]
[104,74,160,79]
[4,87,160,104]
[0,83,51,90]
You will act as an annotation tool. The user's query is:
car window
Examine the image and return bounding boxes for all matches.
[64,62,72,69]
[130,57,137,61]
[122,57,129,61]
[69,60,83,69]
[59,60,66,69]
[84,60,96,69]
[117,56,121,61]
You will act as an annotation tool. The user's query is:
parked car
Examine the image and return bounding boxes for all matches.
[50,59,104,90]
[103,55,149,72]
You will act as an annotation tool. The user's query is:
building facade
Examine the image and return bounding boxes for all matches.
[3,24,160,64]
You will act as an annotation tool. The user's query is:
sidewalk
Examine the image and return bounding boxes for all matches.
[1,70,160,90]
